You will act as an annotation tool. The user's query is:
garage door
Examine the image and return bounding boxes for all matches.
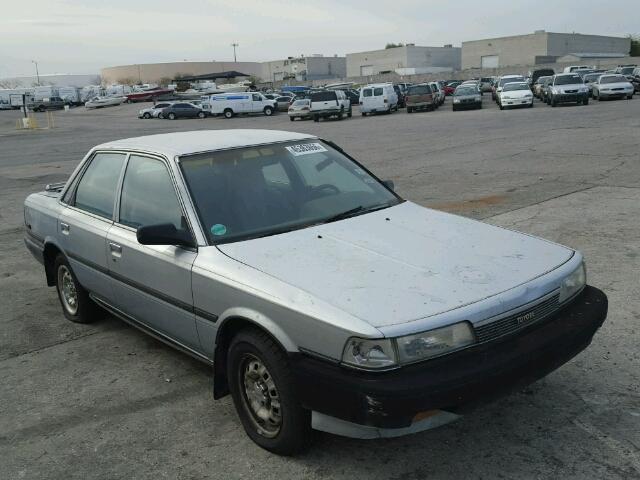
[360,65,374,76]
[481,55,499,69]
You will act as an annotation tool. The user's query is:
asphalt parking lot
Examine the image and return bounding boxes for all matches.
[1,94,639,479]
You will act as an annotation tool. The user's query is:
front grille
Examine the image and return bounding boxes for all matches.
[565,89,578,93]
[474,293,560,343]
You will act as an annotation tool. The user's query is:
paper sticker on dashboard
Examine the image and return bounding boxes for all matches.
[285,143,328,156]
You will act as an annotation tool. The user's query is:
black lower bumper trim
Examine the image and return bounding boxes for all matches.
[292,286,607,429]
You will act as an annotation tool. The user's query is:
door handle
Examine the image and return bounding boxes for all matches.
[109,242,122,258]
[60,222,70,235]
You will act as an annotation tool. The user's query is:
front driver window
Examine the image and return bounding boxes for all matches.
[119,155,183,229]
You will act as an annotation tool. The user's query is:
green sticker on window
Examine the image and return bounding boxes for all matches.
[211,224,227,236]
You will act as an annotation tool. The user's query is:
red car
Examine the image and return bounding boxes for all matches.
[444,81,461,96]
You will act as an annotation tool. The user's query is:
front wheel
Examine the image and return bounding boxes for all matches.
[227,329,311,455]
[313,115,319,122]
[289,116,295,122]
[168,112,176,120]
[224,109,234,119]
[582,97,589,105]
[197,111,205,118]
[264,106,273,116]
[54,254,101,323]
[143,112,151,119]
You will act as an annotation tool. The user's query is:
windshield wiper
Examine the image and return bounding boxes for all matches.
[323,202,395,224]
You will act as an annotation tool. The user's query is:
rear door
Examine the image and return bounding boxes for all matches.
[311,91,337,111]
[106,153,200,350]
[58,152,126,300]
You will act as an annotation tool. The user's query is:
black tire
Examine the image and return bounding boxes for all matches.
[54,254,101,323]
[593,91,599,100]
[347,109,352,118]
[289,116,295,121]
[224,109,234,119]
[499,104,504,110]
[627,95,633,100]
[158,113,164,119]
[168,112,176,120]
[227,328,311,456]
[361,112,367,116]
[264,106,273,116]
[143,112,151,119]
[197,111,205,118]
[551,97,557,107]
[407,107,413,113]
[452,105,457,111]
[583,98,589,105]
[313,115,319,122]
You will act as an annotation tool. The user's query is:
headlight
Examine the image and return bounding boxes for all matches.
[342,338,397,370]
[453,98,460,103]
[559,262,586,303]
[396,322,475,364]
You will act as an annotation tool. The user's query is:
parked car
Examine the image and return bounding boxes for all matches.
[27,96,66,112]
[498,82,534,109]
[405,84,435,113]
[24,129,608,455]
[479,77,494,93]
[443,81,461,96]
[533,76,552,98]
[528,68,555,87]
[202,93,276,119]
[138,102,173,119]
[359,83,398,116]
[461,80,482,93]
[582,73,602,97]
[429,82,445,106]
[592,74,634,100]
[288,98,311,121]
[275,96,292,112]
[310,90,351,121]
[494,75,526,103]
[160,102,206,119]
[452,85,482,111]
[614,65,637,76]
[539,77,554,103]
[547,74,589,107]
[393,85,406,108]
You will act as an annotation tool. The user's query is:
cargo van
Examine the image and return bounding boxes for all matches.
[359,83,398,115]
[201,92,276,118]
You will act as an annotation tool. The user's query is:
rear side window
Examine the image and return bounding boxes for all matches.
[119,155,183,229]
[74,153,126,219]
[373,88,383,96]
[362,89,372,97]
[310,91,336,102]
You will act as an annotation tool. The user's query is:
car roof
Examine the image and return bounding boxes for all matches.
[94,130,317,157]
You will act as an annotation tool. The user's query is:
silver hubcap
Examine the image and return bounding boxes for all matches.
[57,265,78,315]
[240,354,282,438]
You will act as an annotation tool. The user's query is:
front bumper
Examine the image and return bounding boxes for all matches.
[501,97,533,106]
[553,92,588,103]
[293,286,607,436]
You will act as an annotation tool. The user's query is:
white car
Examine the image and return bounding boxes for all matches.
[429,82,445,106]
[592,74,634,101]
[494,75,526,103]
[498,82,534,109]
[138,102,174,119]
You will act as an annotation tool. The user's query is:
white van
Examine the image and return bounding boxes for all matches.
[563,65,593,73]
[58,86,82,106]
[359,83,398,115]
[202,92,276,118]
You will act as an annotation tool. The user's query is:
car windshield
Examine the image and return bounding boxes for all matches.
[499,77,524,87]
[503,83,530,91]
[583,74,600,82]
[555,75,582,85]
[619,67,634,75]
[407,85,431,95]
[600,75,627,84]
[179,141,401,244]
[536,76,551,84]
[455,87,477,96]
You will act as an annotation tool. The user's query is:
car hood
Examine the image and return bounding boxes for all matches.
[502,90,531,97]
[455,94,480,100]
[218,202,573,328]
[600,82,632,88]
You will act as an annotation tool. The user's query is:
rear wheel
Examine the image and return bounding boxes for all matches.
[313,115,319,122]
[407,107,413,113]
[289,116,295,121]
[551,97,557,107]
[347,108,352,118]
[168,112,176,120]
[197,111,205,118]
[227,329,311,455]
[54,254,101,323]
[582,97,589,105]
[627,94,633,100]
[143,112,151,119]
[224,109,234,119]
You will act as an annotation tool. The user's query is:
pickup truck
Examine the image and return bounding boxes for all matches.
[24,130,608,455]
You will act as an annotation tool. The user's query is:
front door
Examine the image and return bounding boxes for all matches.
[106,154,200,350]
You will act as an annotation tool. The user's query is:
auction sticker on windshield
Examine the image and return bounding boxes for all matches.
[285,143,328,156]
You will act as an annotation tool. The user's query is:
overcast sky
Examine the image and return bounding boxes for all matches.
[0,0,636,77]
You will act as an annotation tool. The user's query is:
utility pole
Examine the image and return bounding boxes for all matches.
[231,42,239,62]
[32,60,40,85]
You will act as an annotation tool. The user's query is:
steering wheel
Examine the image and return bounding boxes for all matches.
[312,184,340,195]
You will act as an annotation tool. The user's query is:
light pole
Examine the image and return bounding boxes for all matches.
[231,42,239,62]
[32,60,40,85]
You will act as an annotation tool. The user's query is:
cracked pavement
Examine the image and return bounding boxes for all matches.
[1,96,639,479]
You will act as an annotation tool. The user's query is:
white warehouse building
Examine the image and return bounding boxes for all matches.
[346,44,462,78]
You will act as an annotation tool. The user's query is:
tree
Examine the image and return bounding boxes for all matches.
[629,35,640,56]
[385,43,404,49]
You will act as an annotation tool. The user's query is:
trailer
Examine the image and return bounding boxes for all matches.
[58,86,82,106]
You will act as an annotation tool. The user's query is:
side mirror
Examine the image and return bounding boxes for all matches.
[137,223,195,248]
[383,180,395,191]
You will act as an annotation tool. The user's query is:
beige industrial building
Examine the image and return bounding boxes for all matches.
[261,55,346,82]
[346,45,461,78]
[462,31,631,69]
[101,61,263,85]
